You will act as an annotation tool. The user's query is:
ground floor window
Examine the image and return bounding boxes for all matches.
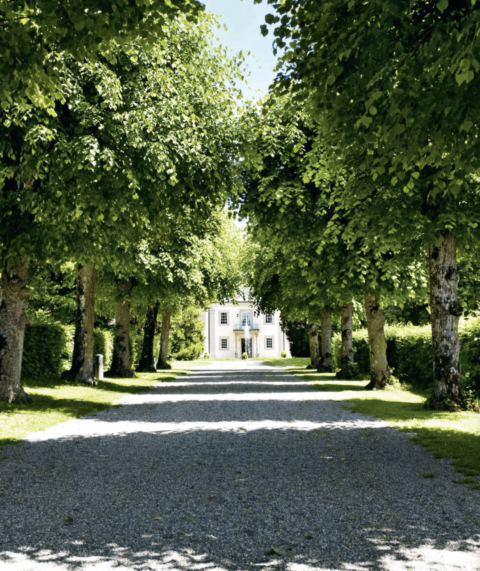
[220,338,229,350]
[265,337,274,349]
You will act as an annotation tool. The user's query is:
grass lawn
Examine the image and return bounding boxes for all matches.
[270,358,480,489]
[0,362,195,449]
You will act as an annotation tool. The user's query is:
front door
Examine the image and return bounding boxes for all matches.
[241,338,252,357]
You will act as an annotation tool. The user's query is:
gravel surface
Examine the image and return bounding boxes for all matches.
[0,361,479,571]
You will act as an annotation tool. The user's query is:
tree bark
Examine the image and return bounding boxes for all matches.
[319,309,333,372]
[0,264,32,403]
[136,302,159,372]
[426,231,467,410]
[364,292,391,390]
[63,264,96,386]
[108,299,134,378]
[157,311,172,370]
[337,302,356,379]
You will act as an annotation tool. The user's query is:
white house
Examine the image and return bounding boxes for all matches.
[201,293,291,359]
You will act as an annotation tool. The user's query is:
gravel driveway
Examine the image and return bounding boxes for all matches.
[0,361,479,571]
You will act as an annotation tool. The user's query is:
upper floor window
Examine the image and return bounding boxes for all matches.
[241,312,252,326]
[220,312,228,325]
[265,314,274,324]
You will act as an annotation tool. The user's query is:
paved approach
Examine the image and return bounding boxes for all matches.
[0,361,479,571]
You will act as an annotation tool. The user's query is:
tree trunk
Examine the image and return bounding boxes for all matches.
[337,302,356,379]
[319,309,333,372]
[0,264,32,403]
[63,264,96,386]
[364,292,390,390]
[307,323,320,369]
[157,311,172,370]
[108,299,133,378]
[136,303,159,372]
[426,231,468,410]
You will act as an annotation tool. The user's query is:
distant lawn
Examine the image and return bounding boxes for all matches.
[0,366,191,449]
[263,357,310,368]
[273,363,480,489]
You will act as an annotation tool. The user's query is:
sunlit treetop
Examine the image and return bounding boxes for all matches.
[255,0,480,197]
[0,0,203,109]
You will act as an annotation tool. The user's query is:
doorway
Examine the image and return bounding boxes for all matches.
[241,338,252,357]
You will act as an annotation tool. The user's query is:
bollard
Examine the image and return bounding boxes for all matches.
[95,354,104,380]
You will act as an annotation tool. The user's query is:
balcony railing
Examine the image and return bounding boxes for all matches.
[233,323,260,331]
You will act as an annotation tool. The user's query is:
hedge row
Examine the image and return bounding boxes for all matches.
[22,324,114,379]
[21,323,163,378]
[332,318,480,388]
[22,324,71,378]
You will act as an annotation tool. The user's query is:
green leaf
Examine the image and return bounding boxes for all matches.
[436,0,449,11]
[268,548,286,556]
[460,119,473,132]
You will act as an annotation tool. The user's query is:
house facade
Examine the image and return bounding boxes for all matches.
[201,298,291,359]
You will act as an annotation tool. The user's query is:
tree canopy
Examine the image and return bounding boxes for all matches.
[0,0,203,109]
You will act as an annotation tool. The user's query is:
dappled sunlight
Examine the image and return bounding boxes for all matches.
[379,540,480,571]
[1,534,479,571]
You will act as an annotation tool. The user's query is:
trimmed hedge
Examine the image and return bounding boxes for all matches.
[332,319,480,388]
[22,323,114,379]
[94,330,114,370]
[459,318,480,389]
[128,328,144,370]
[22,324,69,378]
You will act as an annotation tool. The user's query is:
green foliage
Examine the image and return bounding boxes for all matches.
[22,323,116,378]
[280,351,287,358]
[382,303,431,327]
[332,320,480,392]
[169,307,205,361]
[260,0,480,200]
[22,324,69,378]
[1,15,245,271]
[128,328,144,370]
[0,0,202,110]
[282,321,310,358]
[93,330,114,370]
[239,94,428,335]
[242,352,249,360]
[26,264,77,323]
[459,318,480,390]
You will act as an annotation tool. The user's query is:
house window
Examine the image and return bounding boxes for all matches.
[241,312,252,326]
[266,337,274,349]
[220,312,228,325]
[265,314,274,324]
[220,338,229,350]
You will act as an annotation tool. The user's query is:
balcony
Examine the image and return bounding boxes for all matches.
[233,323,260,331]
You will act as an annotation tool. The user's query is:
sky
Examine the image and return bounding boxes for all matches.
[201,0,279,99]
